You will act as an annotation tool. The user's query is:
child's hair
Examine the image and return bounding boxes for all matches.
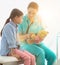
[1,8,23,36]
[27,2,39,10]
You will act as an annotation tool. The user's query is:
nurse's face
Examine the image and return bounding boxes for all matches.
[27,7,38,18]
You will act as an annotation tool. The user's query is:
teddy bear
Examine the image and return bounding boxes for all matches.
[26,30,48,44]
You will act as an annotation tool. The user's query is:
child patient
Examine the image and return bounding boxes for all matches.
[0,8,35,65]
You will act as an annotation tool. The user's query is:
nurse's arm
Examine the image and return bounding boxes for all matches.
[17,33,30,42]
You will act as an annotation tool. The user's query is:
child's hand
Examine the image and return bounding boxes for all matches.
[10,49,20,59]
[13,54,20,60]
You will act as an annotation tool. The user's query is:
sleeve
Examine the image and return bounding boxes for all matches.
[3,25,17,48]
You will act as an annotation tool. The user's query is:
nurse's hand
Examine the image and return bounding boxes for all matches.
[19,34,30,41]
[26,39,34,44]
[25,34,31,39]
[34,35,43,44]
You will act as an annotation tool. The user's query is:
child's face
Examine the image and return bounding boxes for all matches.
[15,16,23,24]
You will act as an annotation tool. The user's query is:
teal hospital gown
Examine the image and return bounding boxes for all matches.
[18,15,56,65]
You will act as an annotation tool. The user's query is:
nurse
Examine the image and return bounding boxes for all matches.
[18,2,56,65]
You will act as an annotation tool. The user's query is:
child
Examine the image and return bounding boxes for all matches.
[0,8,35,65]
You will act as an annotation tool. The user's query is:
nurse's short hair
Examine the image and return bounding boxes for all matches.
[27,2,39,10]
